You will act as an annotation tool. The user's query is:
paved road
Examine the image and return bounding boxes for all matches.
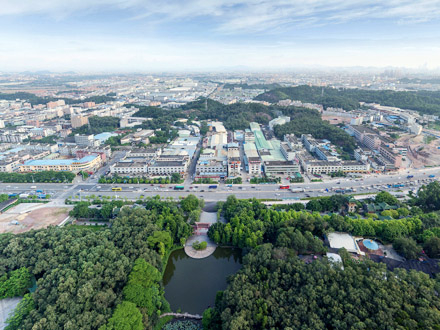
[0,166,438,202]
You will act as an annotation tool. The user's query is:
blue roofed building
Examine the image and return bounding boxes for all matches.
[20,154,102,173]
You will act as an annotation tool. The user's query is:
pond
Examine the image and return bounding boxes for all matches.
[163,247,242,314]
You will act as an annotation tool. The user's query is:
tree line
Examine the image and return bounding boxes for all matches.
[273,107,357,154]
[71,116,120,135]
[203,244,440,329]
[0,171,75,183]
[0,197,193,329]
[256,85,440,115]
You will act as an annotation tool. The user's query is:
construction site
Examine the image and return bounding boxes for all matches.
[0,203,72,234]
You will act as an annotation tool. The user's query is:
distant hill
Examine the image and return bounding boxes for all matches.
[255,85,440,115]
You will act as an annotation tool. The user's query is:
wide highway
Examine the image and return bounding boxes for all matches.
[0,166,438,202]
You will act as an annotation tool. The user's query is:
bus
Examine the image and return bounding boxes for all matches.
[174,186,185,190]
[208,185,218,189]
[279,185,290,189]
[112,187,122,191]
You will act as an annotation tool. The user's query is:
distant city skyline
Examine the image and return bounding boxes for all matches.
[1,0,440,71]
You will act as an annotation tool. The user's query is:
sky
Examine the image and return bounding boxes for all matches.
[1,0,440,72]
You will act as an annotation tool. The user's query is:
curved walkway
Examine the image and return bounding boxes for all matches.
[160,312,202,319]
[184,235,216,259]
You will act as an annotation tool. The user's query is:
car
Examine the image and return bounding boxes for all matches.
[200,189,205,192]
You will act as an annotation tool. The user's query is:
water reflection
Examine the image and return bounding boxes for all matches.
[163,248,242,314]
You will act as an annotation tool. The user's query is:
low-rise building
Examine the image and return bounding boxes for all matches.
[148,160,187,175]
[127,147,161,158]
[195,159,227,177]
[379,144,402,169]
[263,160,300,176]
[20,154,101,173]
[110,161,148,175]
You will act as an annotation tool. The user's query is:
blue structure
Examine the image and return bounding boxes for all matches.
[363,239,379,251]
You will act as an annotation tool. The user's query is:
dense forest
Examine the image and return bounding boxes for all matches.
[72,116,120,135]
[0,92,115,106]
[204,244,440,330]
[0,197,193,329]
[180,99,276,130]
[255,85,440,115]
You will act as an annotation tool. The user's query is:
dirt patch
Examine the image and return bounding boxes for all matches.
[0,205,72,234]
[322,115,352,125]
[397,134,440,167]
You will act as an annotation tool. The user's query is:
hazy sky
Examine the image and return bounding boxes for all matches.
[1,0,440,71]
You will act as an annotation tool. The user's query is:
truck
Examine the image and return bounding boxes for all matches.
[392,184,405,188]
[429,174,436,178]
[226,184,233,187]
[8,193,18,198]
[19,193,29,199]
[279,185,290,189]
[208,185,218,189]
[407,175,414,179]
[37,194,47,199]
[290,187,305,193]
[30,186,37,189]
[36,189,43,193]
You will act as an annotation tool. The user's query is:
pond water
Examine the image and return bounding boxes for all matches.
[163,247,242,314]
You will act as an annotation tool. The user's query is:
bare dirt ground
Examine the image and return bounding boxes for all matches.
[322,115,352,125]
[397,134,440,168]
[0,204,72,234]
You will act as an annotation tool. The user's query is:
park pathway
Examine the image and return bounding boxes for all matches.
[160,312,202,319]
[184,205,218,259]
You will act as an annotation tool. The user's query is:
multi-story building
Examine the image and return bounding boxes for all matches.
[71,115,89,128]
[268,116,290,130]
[284,134,302,149]
[126,148,161,158]
[74,134,95,147]
[110,161,148,175]
[195,159,228,177]
[20,154,101,173]
[280,142,296,161]
[227,143,241,177]
[247,156,262,176]
[47,100,65,109]
[148,160,187,175]
[341,161,370,173]
[379,144,402,169]
[263,160,300,176]
[120,116,150,128]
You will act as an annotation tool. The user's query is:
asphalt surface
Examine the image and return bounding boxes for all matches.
[0,166,438,202]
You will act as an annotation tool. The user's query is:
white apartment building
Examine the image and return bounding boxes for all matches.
[148,160,187,175]
[263,160,300,176]
[110,161,148,175]
[196,159,227,177]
